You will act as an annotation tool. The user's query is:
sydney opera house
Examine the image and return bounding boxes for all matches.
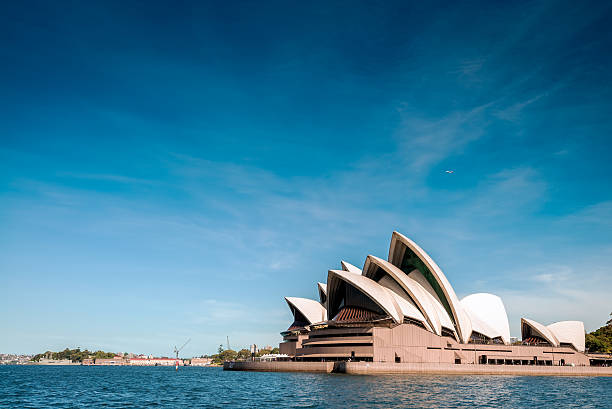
[279,231,589,366]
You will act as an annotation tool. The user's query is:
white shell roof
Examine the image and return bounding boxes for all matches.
[282,231,586,351]
[388,232,472,343]
[317,282,328,312]
[405,267,444,306]
[405,268,456,332]
[385,287,431,331]
[284,297,327,325]
[327,269,403,324]
[363,255,454,337]
[461,293,511,344]
[468,313,502,341]
[341,260,362,274]
[521,318,559,347]
[547,321,585,352]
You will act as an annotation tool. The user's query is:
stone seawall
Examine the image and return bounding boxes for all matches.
[224,361,612,377]
[223,361,334,373]
[339,362,612,376]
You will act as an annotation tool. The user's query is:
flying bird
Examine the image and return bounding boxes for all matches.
[445,170,454,174]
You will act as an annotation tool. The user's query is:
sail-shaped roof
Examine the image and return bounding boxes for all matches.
[547,321,585,352]
[461,293,510,344]
[363,255,454,337]
[385,288,432,331]
[521,318,559,347]
[284,297,327,326]
[388,232,472,343]
[327,269,403,324]
[317,282,327,308]
[341,260,362,274]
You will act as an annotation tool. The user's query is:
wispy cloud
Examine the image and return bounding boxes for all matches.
[560,201,612,227]
[395,102,493,173]
[465,167,547,217]
[493,91,549,122]
[452,58,486,77]
[57,172,157,186]
[531,265,574,284]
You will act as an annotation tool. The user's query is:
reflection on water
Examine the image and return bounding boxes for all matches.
[1,366,610,408]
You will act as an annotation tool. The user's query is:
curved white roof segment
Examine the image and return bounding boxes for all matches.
[363,255,454,337]
[467,313,501,341]
[387,231,472,343]
[284,297,327,325]
[521,318,559,347]
[405,267,444,306]
[341,260,362,274]
[461,293,511,344]
[401,268,456,333]
[317,283,328,313]
[547,321,585,352]
[385,288,432,331]
[327,269,403,324]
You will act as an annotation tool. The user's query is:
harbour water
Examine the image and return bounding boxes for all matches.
[1,365,611,408]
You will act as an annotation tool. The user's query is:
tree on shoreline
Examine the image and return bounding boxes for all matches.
[208,346,282,364]
[585,313,612,353]
[31,348,115,363]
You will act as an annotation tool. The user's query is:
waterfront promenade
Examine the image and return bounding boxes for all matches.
[224,361,612,377]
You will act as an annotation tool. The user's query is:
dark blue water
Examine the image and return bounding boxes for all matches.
[1,366,610,408]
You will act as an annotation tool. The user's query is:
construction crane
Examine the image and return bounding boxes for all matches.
[173,338,191,371]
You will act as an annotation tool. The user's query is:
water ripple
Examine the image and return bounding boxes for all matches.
[0,366,610,408]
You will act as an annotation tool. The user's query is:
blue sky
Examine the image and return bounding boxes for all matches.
[2,0,612,356]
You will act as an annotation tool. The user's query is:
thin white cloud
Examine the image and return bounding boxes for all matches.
[493,91,549,121]
[560,201,612,227]
[394,102,493,173]
[57,172,156,186]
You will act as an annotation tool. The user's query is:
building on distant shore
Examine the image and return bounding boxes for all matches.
[0,354,34,365]
[128,357,183,366]
[279,231,592,366]
[95,356,125,365]
[36,358,77,365]
[190,357,213,366]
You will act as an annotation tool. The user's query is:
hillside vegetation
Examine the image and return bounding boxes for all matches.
[585,313,612,353]
[32,348,117,362]
[211,346,280,364]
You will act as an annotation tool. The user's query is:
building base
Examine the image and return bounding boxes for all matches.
[223,361,612,377]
